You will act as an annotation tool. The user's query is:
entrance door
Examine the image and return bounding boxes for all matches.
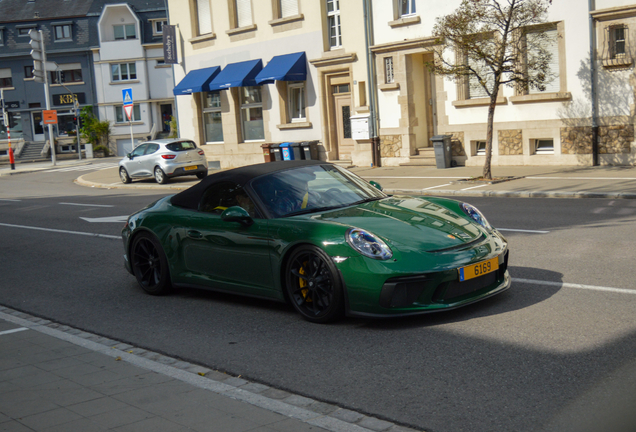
[160,104,173,133]
[31,111,45,141]
[334,94,354,160]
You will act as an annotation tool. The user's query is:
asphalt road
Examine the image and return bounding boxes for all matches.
[1,169,636,432]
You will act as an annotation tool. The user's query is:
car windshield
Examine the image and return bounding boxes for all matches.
[251,165,386,218]
[165,141,197,152]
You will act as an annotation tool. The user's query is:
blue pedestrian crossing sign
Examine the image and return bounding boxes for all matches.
[122,88,133,106]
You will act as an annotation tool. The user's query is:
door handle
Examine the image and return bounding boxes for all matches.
[187,230,203,239]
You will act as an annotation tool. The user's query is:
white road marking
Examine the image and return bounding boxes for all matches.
[59,202,114,208]
[80,215,128,223]
[526,176,636,181]
[0,199,21,202]
[0,327,29,336]
[0,222,120,239]
[461,184,489,191]
[360,176,465,179]
[422,183,452,190]
[43,163,118,173]
[513,278,636,295]
[497,228,550,234]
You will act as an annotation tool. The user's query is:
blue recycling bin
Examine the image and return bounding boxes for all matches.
[279,142,295,161]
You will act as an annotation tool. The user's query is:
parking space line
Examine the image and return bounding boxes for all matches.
[59,202,114,208]
[0,327,29,336]
[422,183,452,190]
[0,199,21,202]
[513,278,636,295]
[0,222,120,240]
[462,184,489,191]
[497,228,549,234]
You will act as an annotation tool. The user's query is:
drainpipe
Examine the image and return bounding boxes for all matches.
[363,0,381,167]
[589,0,599,166]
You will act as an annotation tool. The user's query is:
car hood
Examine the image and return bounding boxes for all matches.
[311,196,485,252]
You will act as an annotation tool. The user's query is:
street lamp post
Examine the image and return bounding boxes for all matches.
[30,29,57,166]
[0,88,16,170]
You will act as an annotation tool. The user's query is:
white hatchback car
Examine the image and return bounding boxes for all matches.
[119,139,208,184]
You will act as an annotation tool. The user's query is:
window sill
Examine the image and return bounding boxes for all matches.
[54,39,73,43]
[155,65,172,69]
[277,121,312,130]
[114,121,143,126]
[0,87,16,91]
[602,57,633,68]
[110,80,140,85]
[379,83,400,91]
[269,14,304,27]
[50,82,84,87]
[509,92,572,104]
[189,33,217,44]
[226,24,257,36]
[388,15,421,28]
[452,97,507,108]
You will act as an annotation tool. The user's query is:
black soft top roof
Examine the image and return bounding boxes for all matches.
[170,160,328,210]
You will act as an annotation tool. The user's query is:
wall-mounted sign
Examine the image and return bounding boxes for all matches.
[53,93,86,106]
[3,101,20,110]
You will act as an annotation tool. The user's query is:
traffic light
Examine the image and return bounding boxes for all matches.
[29,29,45,83]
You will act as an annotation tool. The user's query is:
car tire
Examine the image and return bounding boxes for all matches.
[154,167,169,184]
[284,245,344,323]
[130,232,172,295]
[196,171,208,180]
[119,167,132,184]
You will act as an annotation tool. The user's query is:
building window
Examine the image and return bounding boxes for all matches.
[240,86,264,141]
[0,69,12,88]
[526,27,559,94]
[114,24,136,40]
[115,105,141,123]
[278,0,299,18]
[534,138,554,154]
[327,0,341,49]
[384,57,394,84]
[0,113,23,139]
[399,0,416,17]
[332,83,350,94]
[54,24,72,41]
[57,111,78,136]
[18,27,35,36]
[467,57,491,99]
[153,20,167,35]
[287,82,306,122]
[50,65,83,84]
[202,91,223,143]
[0,29,4,46]
[24,66,34,79]
[234,0,253,28]
[195,0,213,35]
[609,25,627,59]
[474,141,486,156]
[111,63,137,82]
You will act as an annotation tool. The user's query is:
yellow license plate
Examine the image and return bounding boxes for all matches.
[184,165,197,171]
[459,257,499,282]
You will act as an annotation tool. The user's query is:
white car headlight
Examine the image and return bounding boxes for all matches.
[346,228,393,260]
[460,203,492,230]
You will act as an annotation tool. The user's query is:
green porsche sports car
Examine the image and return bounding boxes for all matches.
[122,160,510,323]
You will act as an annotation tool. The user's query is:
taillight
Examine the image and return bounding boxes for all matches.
[161,154,176,159]
[198,149,204,156]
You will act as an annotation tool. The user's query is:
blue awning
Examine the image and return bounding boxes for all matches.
[255,52,307,85]
[208,59,263,91]
[172,66,221,96]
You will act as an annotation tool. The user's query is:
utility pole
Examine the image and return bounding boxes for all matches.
[29,29,57,166]
[1,88,16,170]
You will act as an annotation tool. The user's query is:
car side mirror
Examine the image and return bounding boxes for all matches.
[127,153,133,160]
[369,181,383,191]
[221,206,253,226]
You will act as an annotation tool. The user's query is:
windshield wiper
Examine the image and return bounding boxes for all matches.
[285,205,345,217]
[352,196,384,205]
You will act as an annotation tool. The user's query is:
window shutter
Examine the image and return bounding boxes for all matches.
[280,0,298,18]
[196,0,212,35]
[530,28,559,94]
[236,0,252,28]
[467,58,490,99]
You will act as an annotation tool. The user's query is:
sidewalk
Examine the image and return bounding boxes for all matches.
[0,306,414,432]
[68,161,636,199]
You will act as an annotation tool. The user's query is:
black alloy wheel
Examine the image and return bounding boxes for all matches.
[154,167,169,184]
[119,167,132,184]
[285,245,344,323]
[130,232,172,295]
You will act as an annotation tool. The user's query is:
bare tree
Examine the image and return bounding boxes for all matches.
[430,0,553,179]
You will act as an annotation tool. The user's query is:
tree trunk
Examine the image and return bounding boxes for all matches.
[483,92,499,180]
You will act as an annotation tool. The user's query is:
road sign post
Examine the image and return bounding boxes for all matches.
[30,29,57,166]
[122,88,134,150]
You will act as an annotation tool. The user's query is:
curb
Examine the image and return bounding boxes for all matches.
[0,305,420,432]
[384,188,636,200]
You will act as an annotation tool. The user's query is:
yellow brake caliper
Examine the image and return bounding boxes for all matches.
[299,262,312,302]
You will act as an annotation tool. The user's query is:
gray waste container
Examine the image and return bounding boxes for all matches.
[270,144,282,161]
[300,141,319,160]
[430,135,452,169]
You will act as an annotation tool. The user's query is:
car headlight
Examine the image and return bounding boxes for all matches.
[460,203,492,230]
[346,228,392,260]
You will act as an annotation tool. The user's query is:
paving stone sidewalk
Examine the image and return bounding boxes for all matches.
[0,307,418,432]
